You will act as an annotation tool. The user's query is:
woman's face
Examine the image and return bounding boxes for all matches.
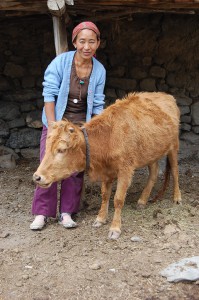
[73,29,100,60]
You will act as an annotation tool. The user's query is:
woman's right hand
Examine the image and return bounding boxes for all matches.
[47,124,53,137]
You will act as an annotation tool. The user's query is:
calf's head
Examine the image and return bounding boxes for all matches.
[33,120,86,188]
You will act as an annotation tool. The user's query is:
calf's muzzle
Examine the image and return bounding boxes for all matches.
[32,172,52,188]
[33,173,41,183]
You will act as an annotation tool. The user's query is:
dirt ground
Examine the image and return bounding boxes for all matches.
[0,153,199,300]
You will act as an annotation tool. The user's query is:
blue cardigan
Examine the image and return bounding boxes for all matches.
[42,51,106,127]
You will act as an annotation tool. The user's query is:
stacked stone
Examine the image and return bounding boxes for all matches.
[0,17,54,162]
[105,68,199,145]
[0,93,42,159]
[0,54,45,155]
[100,15,199,148]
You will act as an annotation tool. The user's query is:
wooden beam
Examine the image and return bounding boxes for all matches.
[0,1,47,12]
[65,0,74,5]
[66,3,199,19]
[52,15,69,55]
[69,0,199,6]
[0,0,199,18]
[0,11,46,18]
[0,0,74,13]
[1,1,199,13]
[73,8,196,22]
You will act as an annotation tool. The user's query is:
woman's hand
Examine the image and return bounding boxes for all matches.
[47,124,53,137]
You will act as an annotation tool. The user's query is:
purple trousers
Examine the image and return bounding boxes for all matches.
[32,126,84,218]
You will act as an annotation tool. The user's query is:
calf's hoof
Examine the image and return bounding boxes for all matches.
[108,230,121,240]
[137,199,147,209]
[174,198,182,205]
[136,203,146,210]
[92,219,106,228]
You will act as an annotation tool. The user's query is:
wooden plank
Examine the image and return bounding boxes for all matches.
[0,0,73,12]
[65,0,74,4]
[0,1,47,12]
[66,2,199,15]
[72,1,199,7]
[1,0,199,14]
[52,15,69,55]
[77,0,199,4]
[74,8,196,21]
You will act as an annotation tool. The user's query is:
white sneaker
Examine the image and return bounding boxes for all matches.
[59,213,77,228]
[30,215,47,230]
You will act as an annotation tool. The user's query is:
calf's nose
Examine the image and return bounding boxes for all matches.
[33,173,41,183]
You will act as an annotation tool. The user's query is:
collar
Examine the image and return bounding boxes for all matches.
[81,127,90,171]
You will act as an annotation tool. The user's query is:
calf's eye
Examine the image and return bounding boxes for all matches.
[57,148,66,154]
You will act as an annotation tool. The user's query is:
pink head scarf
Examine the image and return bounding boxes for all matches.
[72,21,100,43]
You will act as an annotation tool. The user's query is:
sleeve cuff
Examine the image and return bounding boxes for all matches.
[44,97,55,102]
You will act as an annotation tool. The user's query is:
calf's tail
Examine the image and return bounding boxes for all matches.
[152,157,171,202]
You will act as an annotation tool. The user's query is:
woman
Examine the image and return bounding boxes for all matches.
[30,21,106,230]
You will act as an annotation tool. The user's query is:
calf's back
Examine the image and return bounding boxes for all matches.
[86,92,180,173]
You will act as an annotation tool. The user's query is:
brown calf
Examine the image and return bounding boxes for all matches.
[33,92,182,239]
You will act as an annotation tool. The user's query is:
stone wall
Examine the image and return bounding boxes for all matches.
[0,14,199,161]
[100,14,199,146]
[0,16,55,159]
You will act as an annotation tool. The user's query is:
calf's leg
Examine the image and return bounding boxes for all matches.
[93,181,113,227]
[168,149,182,204]
[137,161,159,208]
[108,172,133,239]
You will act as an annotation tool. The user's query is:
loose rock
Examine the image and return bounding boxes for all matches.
[0,232,10,238]
[89,263,101,270]
[131,236,142,242]
[160,256,199,282]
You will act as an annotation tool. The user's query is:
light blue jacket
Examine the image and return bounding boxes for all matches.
[42,51,106,127]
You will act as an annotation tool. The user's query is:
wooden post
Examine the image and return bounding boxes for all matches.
[47,0,71,55]
[52,16,68,55]
[47,0,66,17]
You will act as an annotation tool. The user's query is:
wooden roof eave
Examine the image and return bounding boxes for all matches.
[66,1,199,19]
[1,1,199,19]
